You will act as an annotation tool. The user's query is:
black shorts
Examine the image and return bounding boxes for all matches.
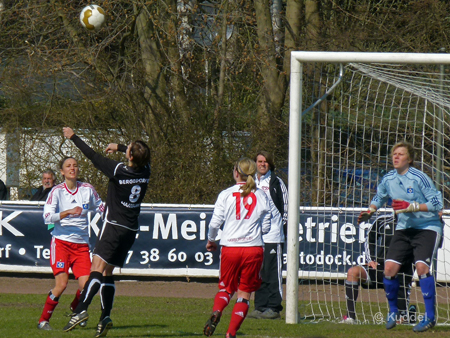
[386,229,441,268]
[93,221,137,268]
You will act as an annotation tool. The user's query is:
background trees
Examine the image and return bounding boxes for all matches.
[0,0,449,203]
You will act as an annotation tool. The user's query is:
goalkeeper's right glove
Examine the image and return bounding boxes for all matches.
[357,207,376,224]
[392,199,420,214]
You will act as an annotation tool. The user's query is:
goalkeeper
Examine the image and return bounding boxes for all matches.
[342,213,415,325]
[358,141,443,332]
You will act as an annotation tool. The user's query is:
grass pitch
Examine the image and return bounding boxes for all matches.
[0,293,449,338]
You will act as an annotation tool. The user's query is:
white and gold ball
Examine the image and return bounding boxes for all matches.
[79,4,106,31]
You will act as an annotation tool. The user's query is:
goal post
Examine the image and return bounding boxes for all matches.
[287,52,450,324]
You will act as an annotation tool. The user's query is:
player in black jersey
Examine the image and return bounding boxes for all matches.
[342,213,415,324]
[62,127,151,338]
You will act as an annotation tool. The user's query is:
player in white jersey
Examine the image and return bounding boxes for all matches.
[37,157,103,331]
[203,157,271,338]
[358,141,443,332]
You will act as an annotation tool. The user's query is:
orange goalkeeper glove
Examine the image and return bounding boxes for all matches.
[392,199,420,214]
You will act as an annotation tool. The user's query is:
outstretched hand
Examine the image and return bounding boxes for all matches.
[105,143,119,154]
[357,207,375,224]
[63,127,75,139]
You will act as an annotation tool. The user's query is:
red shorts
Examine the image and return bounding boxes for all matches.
[218,246,264,294]
[50,237,91,279]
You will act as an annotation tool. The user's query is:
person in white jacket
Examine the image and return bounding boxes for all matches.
[37,157,103,331]
[203,157,271,338]
[248,150,288,320]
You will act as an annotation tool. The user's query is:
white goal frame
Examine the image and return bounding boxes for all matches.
[286,51,450,324]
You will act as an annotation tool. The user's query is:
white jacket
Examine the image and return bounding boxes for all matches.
[255,171,285,243]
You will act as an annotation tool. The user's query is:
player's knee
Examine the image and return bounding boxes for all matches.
[415,263,430,277]
[384,267,397,277]
[347,267,361,282]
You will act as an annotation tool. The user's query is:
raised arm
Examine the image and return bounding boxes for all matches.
[63,127,121,179]
[105,143,127,154]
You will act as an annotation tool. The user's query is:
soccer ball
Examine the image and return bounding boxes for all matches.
[79,5,106,31]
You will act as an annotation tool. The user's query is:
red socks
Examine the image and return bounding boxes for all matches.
[39,293,59,323]
[213,291,232,313]
[70,289,81,311]
[227,299,249,336]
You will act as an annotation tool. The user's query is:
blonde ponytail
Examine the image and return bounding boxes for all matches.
[235,157,257,197]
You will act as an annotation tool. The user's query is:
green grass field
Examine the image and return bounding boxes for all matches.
[1,293,449,338]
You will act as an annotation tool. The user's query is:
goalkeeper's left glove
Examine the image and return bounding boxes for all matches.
[392,199,420,214]
[357,207,376,224]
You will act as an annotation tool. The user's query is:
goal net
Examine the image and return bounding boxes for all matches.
[286,52,450,325]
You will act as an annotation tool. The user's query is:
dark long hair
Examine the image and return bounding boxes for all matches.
[130,140,151,170]
[254,150,275,171]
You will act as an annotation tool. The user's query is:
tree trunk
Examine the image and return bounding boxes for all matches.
[163,0,191,124]
[134,5,169,141]
[284,0,303,84]
[253,0,287,148]
[304,0,322,205]
[304,0,320,50]
[213,0,229,132]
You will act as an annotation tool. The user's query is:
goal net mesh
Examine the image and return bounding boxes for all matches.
[298,62,450,324]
